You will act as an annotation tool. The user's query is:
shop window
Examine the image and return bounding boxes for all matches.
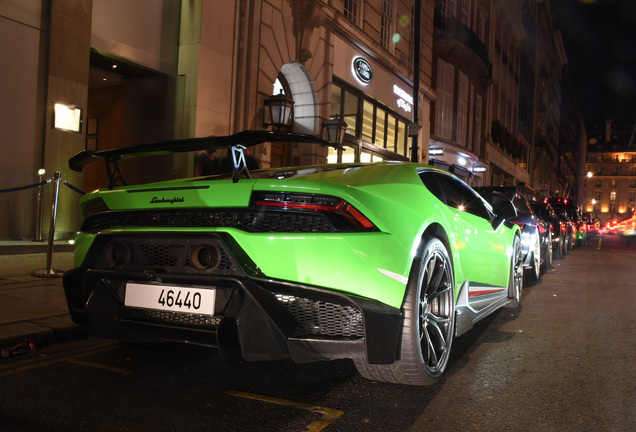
[362,100,374,143]
[343,90,359,133]
[376,108,386,146]
[361,151,386,163]
[396,120,406,157]
[386,114,396,153]
[331,80,409,163]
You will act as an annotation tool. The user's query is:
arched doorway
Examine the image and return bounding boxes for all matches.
[268,61,321,167]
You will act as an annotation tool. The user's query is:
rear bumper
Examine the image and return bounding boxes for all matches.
[63,233,403,365]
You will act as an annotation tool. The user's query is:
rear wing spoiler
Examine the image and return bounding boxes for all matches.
[68,130,343,188]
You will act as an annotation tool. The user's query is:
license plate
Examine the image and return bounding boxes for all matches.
[124,283,215,315]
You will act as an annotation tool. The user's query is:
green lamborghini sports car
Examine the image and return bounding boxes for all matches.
[63,131,523,385]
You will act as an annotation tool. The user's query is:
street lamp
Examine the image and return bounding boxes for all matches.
[264,91,294,130]
[322,115,348,146]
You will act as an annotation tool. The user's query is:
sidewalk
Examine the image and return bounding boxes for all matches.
[0,241,89,353]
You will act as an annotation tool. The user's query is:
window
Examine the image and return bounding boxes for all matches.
[610,191,617,201]
[331,80,409,163]
[361,100,374,143]
[438,0,457,18]
[611,179,618,188]
[595,179,602,188]
[459,0,471,27]
[344,0,359,25]
[457,72,469,146]
[375,108,386,146]
[473,93,482,155]
[381,0,393,50]
[420,171,492,220]
[477,9,486,41]
[436,59,454,140]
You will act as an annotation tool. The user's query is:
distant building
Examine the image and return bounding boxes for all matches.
[584,120,636,227]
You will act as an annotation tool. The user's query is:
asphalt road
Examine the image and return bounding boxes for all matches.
[0,235,634,431]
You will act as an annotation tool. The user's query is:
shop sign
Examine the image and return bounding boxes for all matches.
[393,85,413,113]
[473,166,486,173]
[352,57,373,84]
[429,148,444,156]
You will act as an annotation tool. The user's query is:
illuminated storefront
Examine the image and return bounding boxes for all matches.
[327,38,416,164]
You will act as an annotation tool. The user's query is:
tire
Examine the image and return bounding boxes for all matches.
[353,236,455,385]
[529,230,541,281]
[541,231,552,272]
[553,238,562,260]
[505,234,523,308]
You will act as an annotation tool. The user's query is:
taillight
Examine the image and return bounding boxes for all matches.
[511,221,526,229]
[252,191,376,230]
[80,197,109,220]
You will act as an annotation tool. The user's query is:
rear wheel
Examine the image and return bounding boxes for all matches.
[541,231,552,272]
[554,235,563,259]
[529,231,541,281]
[505,234,523,308]
[353,236,455,385]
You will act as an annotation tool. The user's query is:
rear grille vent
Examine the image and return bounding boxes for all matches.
[122,307,222,330]
[82,209,337,233]
[275,294,364,338]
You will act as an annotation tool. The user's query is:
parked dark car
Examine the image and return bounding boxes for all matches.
[476,187,552,280]
[531,201,567,259]
[548,197,586,246]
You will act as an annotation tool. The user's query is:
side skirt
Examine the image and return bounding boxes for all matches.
[454,281,509,337]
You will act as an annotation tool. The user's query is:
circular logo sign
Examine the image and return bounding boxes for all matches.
[353,57,373,84]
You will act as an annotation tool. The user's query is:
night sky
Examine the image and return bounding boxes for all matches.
[550,0,636,132]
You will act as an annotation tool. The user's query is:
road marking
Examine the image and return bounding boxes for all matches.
[66,358,133,375]
[597,237,602,250]
[0,341,121,378]
[225,390,344,432]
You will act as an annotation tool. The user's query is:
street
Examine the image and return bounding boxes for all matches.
[0,235,634,431]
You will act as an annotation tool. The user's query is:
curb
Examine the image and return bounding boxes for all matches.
[0,315,89,353]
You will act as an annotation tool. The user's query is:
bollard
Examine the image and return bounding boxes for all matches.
[34,168,45,242]
[32,171,64,278]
